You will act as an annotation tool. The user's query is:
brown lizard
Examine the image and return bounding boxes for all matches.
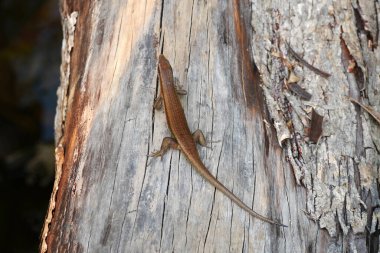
[150,54,287,227]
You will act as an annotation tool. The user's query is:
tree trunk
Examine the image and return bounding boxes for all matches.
[41,0,380,252]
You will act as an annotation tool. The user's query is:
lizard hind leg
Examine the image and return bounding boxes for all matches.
[174,77,188,95]
[153,89,186,110]
[175,88,187,95]
[149,137,180,157]
[192,129,207,147]
[153,96,163,110]
[192,130,220,148]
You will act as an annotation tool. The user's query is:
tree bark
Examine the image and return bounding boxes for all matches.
[41,0,380,252]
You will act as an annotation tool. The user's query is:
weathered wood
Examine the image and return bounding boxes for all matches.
[41,0,380,252]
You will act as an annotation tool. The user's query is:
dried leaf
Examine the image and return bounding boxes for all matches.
[347,60,356,73]
[349,98,380,125]
[286,42,331,78]
[288,71,301,84]
[271,51,282,58]
[288,83,312,101]
[309,109,323,143]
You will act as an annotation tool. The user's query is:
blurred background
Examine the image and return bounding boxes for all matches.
[0,0,61,252]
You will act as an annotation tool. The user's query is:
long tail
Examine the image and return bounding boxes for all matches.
[194,161,287,227]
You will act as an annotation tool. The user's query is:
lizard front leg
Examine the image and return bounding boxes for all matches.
[154,84,187,110]
[149,137,181,157]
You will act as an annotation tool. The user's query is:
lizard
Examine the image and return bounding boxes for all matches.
[150,54,287,227]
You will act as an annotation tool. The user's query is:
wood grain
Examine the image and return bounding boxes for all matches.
[42,0,380,252]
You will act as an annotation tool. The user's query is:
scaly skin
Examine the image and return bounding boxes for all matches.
[154,54,286,227]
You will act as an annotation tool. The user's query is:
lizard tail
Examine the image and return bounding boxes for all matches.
[195,162,288,227]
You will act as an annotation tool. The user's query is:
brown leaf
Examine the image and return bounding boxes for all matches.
[286,42,331,78]
[288,83,312,101]
[349,97,380,125]
[287,71,301,84]
[309,109,323,143]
